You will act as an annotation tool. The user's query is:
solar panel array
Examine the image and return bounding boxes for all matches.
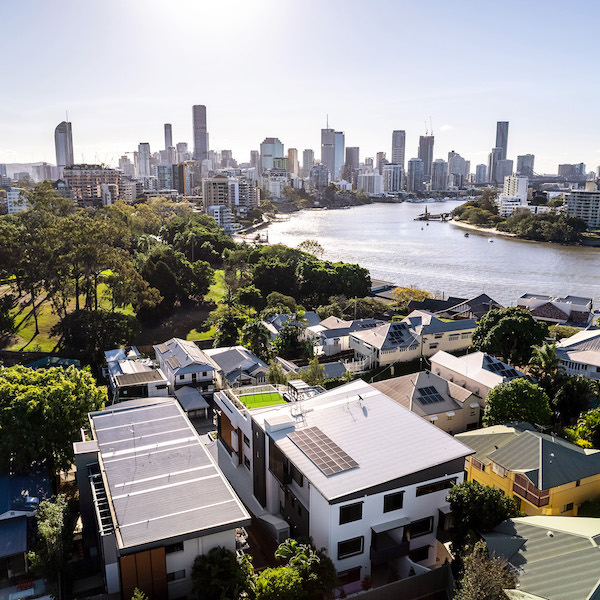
[487,362,520,378]
[417,386,446,405]
[288,426,359,476]
[386,324,407,345]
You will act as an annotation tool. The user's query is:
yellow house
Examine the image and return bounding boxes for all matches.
[456,424,600,516]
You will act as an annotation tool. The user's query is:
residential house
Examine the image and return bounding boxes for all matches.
[409,294,502,320]
[484,516,600,600]
[555,329,600,380]
[372,371,481,434]
[517,293,592,326]
[154,338,218,397]
[430,350,527,404]
[74,398,250,600]
[306,316,381,357]
[456,424,600,516]
[349,311,476,369]
[204,346,268,388]
[275,356,350,381]
[261,311,321,341]
[104,346,169,403]
[213,378,473,588]
[0,467,52,581]
[173,386,210,419]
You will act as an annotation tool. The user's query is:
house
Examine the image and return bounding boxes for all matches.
[306,316,381,357]
[555,329,600,380]
[104,346,169,403]
[154,338,218,396]
[261,311,321,341]
[213,378,473,587]
[275,356,350,381]
[483,516,600,600]
[204,346,268,388]
[409,294,503,321]
[456,424,600,516]
[74,397,250,600]
[430,350,527,403]
[372,371,481,434]
[349,310,476,368]
[517,293,592,326]
[173,386,210,419]
[0,467,52,581]
[407,296,466,315]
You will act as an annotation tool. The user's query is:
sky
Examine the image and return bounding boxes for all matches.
[1,0,599,174]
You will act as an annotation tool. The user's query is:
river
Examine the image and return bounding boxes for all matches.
[265,200,600,306]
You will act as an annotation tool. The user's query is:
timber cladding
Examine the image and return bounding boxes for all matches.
[120,547,167,600]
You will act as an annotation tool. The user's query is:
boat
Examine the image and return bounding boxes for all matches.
[488,239,494,243]
[464,232,469,237]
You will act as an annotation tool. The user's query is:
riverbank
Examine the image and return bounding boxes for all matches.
[449,220,517,239]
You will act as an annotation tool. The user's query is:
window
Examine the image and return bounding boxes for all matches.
[408,517,434,539]
[337,537,364,560]
[165,541,184,554]
[167,570,185,582]
[338,567,361,586]
[243,456,251,470]
[383,491,404,512]
[562,502,574,513]
[416,478,457,497]
[470,409,477,417]
[492,463,507,478]
[434,333,443,339]
[461,332,471,339]
[156,384,167,390]
[449,334,459,341]
[409,546,429,562]
[192,373,197,382]
[339,502,363,525]
[243,434,250,447]
[576,479,581,487]
[202,371,207,377]
[179,374,184,380]
[471,458,483,471]
[429,343,439,350]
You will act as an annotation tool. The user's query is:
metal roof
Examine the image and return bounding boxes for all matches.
[154,338,217,374]
[485,516,600,600]
[174,386,209,412]
[204,346,267,377]
[90,398,249,553]
[114,370,166,387]
[0,516,27,559]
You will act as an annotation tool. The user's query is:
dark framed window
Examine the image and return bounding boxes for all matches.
[243,455,251,470]
[408,517,434,539]
[338,537,364,560]
[416,478,457,497]
[165,541,184,554]
[179,374,184,380]
[243,434,250,447]
[167,569,185,582]
[339,502,363,525]
[383,491,404,512]
[338,567,361,586]
[409,545,429,562]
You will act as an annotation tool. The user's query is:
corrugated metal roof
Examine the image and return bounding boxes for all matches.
[90,398,249,552]
[114,370,166,387]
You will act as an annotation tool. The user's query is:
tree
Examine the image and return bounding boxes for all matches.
[566,408,600,449]
[392,286,432,311]
[454,541,516,600]
[297,239,324,259]
[0,365,106,473]
[254,566,302,600]
[51,309,140,365]
[267,360,289,385]
[528,343,562,397]
[213,312,246,347]
[0,293,16,337]
[191,546,251,600]
[472,307,548,365]
[273,322,313,360]
[28,494,71,598]
[300,356,325,386]
[447,481,521,554]
[553,375,596,425]
[483,379,552,427]
[266,291,297,313]
[236,284,265,312]
[241,318,271,360]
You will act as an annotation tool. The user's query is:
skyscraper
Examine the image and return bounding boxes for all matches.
[382,164,403,193]
[475,164,487,184]
[192,105,209,162]
[250,150,260,171]
[164,124,172,150]
[516,154,535,177]
[407,158,425,193]
[495,121,509,160]
[487,147,503,184]
[259,137,284,171]
[431,159,448,191]
[496,159,514,185]
[55,121,74,175]
[342,147,360,181]
[334,131,345,181]
[288,148,299,176]
[138,143,151,178]
[376,152,388,175]
[391,130,406,170]
[418,135,434,181]
[321,126,345,181]
[302,149,314,178]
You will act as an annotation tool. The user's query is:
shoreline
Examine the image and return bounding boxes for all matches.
[449,220,517,239]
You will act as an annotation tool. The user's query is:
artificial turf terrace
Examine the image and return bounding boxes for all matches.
[238,391,287,408]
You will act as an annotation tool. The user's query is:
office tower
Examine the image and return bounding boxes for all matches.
[221,150,234,168]
[558,163,586,178]
[391,130,406,170]
[447,151,468,188]
[321,126,345,181]
[495,121,509,160]
[341,146,360,181]
[288,148,299,176]
[250,150,260,171]
[376,152,388,175]
[382,163,403,193]
[334,131,345,181]
[153,164,173,190]
[475,164,487,184]
[407,158,425,192]
[260,138,284,172]
[503,175,528,200]
[137,143,151,178]
[516,154,535,177]
[192,105,209,162]
[487,147,503,184]
[364,157,374,169]
[418,135,434,181]
[496,159,514,184]
[302,149,314,178]
[310,164,329,190]
[273,157,289,171]
[164,124,172,150]
[55,121,74,175]
[0,164,6,176]
[431,159,448,191]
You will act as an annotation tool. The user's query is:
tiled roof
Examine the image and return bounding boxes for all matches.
[530,302,569,321]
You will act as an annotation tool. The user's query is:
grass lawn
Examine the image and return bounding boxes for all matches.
[238,391,286,408]
[205,269,226,304]
[187,325,216,341]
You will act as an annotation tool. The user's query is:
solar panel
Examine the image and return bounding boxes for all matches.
[287,426,359,476]
[417,386,445,405]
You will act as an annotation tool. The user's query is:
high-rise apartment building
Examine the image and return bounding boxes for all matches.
[566,189,600,229]
[260,137,284,172]
[334,131,345,181]
[391,130,406,170]
[192,105,209,162]
[341,147,360,181]
[137,143,151,178]
[376,152,388,175]
[503,175,528,200]
[250,150,260,171]
[431,159,448,191]
[382,163,403,193]
[496,159,514,185]
[516,154,535,177]
[475,164,487,184]
[407,158,425,193]
[164,124,172,150]
[288,148,299,176]
[418,136,434,181]
[357,172,383,195]
[63,164,124,206]
[495,121,509,160]
[55,121,74,175]
[302,149,314,178]
[487,147,503,184]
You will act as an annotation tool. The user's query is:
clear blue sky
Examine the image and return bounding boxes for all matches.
[1,0,599,173]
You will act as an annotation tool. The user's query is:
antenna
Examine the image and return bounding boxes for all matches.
[66,109,69,122]
[424,120,428,135]
[429,116,433,136]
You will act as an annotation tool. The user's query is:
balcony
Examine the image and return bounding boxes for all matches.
[370,531,410,564]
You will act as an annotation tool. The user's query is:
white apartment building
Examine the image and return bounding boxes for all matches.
[383,163,403,193]
[357,172,384,195]
[566,189,600,229]
[6,188,30,214]
[213,379,472,589]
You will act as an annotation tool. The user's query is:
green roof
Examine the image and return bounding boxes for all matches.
[238,392,286,409]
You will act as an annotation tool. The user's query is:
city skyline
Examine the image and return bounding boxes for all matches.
[1,0,599,173]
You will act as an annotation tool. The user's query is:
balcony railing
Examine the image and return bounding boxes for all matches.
[513,475,550,507]
[370,531,410,565]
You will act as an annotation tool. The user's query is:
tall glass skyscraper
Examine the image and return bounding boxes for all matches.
[55,121,74,173]
[391,130,406,170]
[495,121,509,160]
[193,105,209,162]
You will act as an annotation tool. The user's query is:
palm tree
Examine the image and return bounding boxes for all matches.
[529,342,563,397]
[241,318,270,359]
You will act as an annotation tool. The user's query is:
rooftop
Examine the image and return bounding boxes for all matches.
[154,338,217,374]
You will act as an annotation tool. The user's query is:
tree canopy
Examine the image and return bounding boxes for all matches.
[566,408,600,449]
